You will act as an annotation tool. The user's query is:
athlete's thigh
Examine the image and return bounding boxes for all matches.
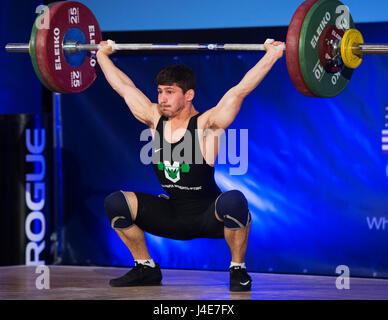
[133,192,191,240]
[198,200,225,239]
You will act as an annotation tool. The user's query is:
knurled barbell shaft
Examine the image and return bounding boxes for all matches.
[78,43,273,51]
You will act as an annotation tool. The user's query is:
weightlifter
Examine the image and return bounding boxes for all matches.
[97,39,284,291]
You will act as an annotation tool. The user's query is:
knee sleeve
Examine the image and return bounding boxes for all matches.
[215,190,251,230]
[104,191,134,230]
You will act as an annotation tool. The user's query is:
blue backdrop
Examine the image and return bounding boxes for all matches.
[59,22,388,278]
[0,0,43,114]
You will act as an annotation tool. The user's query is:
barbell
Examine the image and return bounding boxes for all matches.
[5,0,388,97]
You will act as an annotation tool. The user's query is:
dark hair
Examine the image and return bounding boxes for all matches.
[156,65,196,93]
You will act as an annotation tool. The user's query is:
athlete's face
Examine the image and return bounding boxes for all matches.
[157,84,190,117]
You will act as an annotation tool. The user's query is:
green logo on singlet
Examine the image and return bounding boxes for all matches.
[157,161,190,183]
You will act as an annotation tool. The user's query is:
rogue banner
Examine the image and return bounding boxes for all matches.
[0,113,53,266]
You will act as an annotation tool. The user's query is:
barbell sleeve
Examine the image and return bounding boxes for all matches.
[5,43,30,53]
[356,44,388,55]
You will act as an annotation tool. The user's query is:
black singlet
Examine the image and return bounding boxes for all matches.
[152,113,222,201]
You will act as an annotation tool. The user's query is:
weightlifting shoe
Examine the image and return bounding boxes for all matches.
[229,266,252,292]
[109,262,162,287]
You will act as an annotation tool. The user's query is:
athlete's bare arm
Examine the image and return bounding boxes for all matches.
[96,41,159,128]
[199,40,284,132]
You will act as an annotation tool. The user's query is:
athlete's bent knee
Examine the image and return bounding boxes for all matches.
[104,191,135,230]
[215,190,251,230]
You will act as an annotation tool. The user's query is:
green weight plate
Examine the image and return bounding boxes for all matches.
[299,0,355,98]
[30,3,59,92]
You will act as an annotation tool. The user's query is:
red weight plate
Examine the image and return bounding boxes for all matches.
[286,0,319,97]
[34,1,79,93]
[30,2,62,93]
[35,1,102,93]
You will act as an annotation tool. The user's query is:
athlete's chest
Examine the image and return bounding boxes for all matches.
[163,121,191,144]
[151,115,220,166]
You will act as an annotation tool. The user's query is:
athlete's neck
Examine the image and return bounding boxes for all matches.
[167,104,198,123]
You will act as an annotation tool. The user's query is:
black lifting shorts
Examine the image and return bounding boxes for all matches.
[133,192,224,240]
